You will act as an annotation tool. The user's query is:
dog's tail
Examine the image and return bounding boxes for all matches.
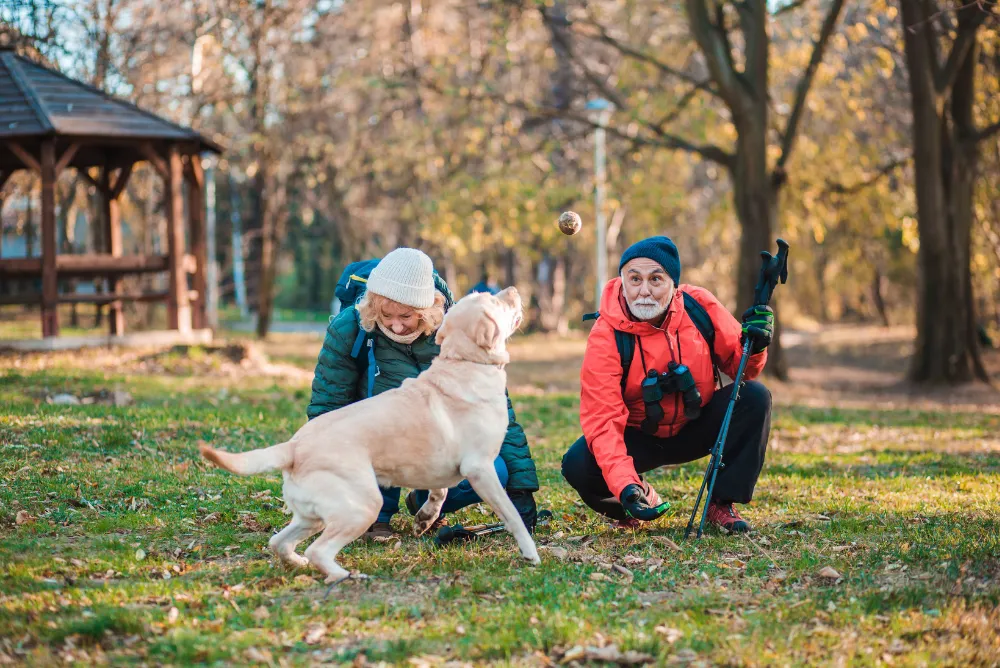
[199,441,294,476]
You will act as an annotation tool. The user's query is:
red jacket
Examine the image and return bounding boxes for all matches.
[580,278,767,499]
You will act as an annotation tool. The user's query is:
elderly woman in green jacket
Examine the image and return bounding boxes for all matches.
[307,248,540,538]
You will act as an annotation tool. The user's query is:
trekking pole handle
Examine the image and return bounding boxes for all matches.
[753,239,790,307]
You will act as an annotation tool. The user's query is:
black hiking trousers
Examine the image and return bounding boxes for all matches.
[562,380,771,522]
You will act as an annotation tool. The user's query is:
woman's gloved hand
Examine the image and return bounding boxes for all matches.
[508,490,538,533]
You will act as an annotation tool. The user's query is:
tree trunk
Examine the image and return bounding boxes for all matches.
[731,116,787,379]
[871,266,890,327]
[254,165,276,339]
[901,2,987,383]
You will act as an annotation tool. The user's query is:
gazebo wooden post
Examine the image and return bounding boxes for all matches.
[99,162,132,335]
[165,145,191,332]
[186,156,207,330]
[100,166,123,334]
[40,139,59,337]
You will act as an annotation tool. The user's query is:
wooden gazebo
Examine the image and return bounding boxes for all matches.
[0,46,222,338]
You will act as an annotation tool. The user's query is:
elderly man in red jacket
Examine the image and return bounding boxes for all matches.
[562,236,774,533]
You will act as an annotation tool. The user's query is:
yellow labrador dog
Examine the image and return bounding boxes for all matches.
[200,287,539,583]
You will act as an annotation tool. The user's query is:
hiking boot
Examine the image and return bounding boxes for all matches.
[363,521,395,539]
[706,501,751,533]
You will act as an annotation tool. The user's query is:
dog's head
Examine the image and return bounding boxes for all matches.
[435,287,522,364]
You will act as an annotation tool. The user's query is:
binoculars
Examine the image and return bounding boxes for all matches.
[640,361,702,434]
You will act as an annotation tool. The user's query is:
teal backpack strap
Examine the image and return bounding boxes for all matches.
[350,311,380,396]
[582,311,600,322]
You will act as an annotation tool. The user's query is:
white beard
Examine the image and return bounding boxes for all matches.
[627,299,668,322]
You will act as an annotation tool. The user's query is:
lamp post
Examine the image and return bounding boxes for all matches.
[203,156,218,328]
[586,98,613,309]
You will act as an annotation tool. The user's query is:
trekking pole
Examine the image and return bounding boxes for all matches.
[685,239,789,539]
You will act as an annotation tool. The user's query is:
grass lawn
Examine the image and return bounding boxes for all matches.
[1,344,999,665]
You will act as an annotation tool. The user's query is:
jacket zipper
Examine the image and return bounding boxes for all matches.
[404,344,421,373]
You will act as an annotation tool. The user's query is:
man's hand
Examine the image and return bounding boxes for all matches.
[619,483,670,522]
[508,490,537,533]
[741,305,774,355]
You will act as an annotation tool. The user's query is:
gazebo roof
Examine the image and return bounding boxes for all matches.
[0,47,221,173]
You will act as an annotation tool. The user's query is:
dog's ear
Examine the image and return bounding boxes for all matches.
[434,316,451,346]
[473,312,501,351]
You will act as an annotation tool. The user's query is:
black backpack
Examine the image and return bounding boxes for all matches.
[583,292,721,393]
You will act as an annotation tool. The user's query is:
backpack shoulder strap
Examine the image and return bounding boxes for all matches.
[682,291,724,386]
[613,330,634,394]
[350,310,380,396]
[682,291,716,352]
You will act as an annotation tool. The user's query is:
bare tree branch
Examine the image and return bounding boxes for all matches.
[824,155,911,195]
[538,6,628,110]
[975,118,1000,142]
[775,0,846,174]
[576,18,719,98]
[419,77,733,166]
[684,0,746,111]
[936,2,995,94]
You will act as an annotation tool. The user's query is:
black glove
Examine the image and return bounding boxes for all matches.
[508,490,537,534]
[619,483,670,522]
[741,305,774,355]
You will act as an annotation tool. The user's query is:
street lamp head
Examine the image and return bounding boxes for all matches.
[585,98,614,111]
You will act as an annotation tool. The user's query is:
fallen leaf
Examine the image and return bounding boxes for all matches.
[166,607,179,624]
[590,572,611,582]
[612,564,634,580]
[652,536,682,551]
[831,545,850,552]
[135,549,146,561]
[252,606,270,622]
[623,555,646,566]
[770,570,788,582]
[654,626,683,643]
[817,566,841,579]
[15,511,33,525]
[585,645,652,665]
[560,646,585,663]
[303,623,326,644]
[539,546,569,561]
[245,647,272,663]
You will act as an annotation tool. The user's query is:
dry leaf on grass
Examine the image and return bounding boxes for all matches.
[817,566,841,580]
[539,545,569,560]
[166,607,179,624]
[652,536,682,551]
[654,626,683,643]
[612,564,634,581]
[252,606,270,621]
[245,647,272,663]
[303,623,326,644]
[559,645,653,665]
[15,511,33,525]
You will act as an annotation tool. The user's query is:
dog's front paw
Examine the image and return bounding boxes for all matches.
[413,520,433,537]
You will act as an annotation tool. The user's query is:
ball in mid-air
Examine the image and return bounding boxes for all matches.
[558,211,582,236]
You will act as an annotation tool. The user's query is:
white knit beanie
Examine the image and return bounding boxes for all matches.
[366,248,436,309]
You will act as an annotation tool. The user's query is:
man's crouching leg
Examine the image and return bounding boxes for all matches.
[705,379,771,533]
[561,437,632,522]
